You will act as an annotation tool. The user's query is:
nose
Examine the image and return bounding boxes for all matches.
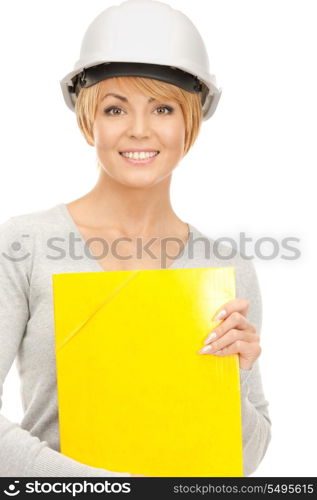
[127,111,151,139]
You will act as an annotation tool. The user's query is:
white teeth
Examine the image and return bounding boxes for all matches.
[121,151,159,160]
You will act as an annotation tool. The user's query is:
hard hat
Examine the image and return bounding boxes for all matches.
[60,0,222,120]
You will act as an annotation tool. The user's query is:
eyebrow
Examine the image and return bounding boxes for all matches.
[101,93,156,103]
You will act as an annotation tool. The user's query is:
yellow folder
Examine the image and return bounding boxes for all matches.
[52,267,243,477]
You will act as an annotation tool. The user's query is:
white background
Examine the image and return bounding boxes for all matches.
[0,0,316,477]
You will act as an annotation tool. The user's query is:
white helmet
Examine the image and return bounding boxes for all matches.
[60,0,222,120]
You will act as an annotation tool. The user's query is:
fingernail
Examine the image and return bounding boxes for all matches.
[198,345,213,354]
[214,309,226,321]
[204,331,217,345]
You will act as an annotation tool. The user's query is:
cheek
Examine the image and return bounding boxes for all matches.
[160,123,185,151]
[92,121,117,150]
[92,121,102,145]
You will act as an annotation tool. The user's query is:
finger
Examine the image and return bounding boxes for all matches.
[212,298,250,322]
[212,340,261,357]
[199,330,257,354]
[205,312,254,345]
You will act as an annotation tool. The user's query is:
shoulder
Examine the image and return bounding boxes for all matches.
[0,204,64,275]
[189,223,260,273]
[0,205,67,249]
[0,204,62,235]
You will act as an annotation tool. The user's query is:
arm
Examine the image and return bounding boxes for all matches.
[0,217,131,477]
[240,360,271,476]
[237,257,272,476]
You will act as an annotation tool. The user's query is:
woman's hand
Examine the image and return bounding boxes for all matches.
[198,298,261,370]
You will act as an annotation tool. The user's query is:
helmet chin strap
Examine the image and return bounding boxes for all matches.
[69,62,206,101]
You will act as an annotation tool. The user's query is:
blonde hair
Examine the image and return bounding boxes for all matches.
[75,76,203,156]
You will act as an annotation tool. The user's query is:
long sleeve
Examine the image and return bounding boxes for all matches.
[239,362,271,476]
[0,218,131,477]
[236,257,272,476]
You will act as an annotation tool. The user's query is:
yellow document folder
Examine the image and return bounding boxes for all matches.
[53,267,243,477]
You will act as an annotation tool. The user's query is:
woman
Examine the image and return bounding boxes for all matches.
[0,0,271,477]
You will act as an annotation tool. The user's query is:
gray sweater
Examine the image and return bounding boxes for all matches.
[0,203,271,477]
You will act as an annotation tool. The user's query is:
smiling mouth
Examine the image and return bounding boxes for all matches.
[119,151,160,160]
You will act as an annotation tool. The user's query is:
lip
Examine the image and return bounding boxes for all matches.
[119,148,159,153]
[119,151,160,166]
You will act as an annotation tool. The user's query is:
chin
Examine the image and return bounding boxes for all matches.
[119,170,172,189]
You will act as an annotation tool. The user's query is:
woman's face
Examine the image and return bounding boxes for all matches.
[92,78,186,188]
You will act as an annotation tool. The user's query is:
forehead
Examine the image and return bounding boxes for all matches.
[97,76,180,106]
[99,77,149,98]
[95,77,184,116]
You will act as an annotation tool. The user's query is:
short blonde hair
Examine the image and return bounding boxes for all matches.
[75,76,203,156]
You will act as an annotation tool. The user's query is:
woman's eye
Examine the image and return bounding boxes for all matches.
[155,105,174,115]
[103,106,124,116]
[103,105,174,116]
